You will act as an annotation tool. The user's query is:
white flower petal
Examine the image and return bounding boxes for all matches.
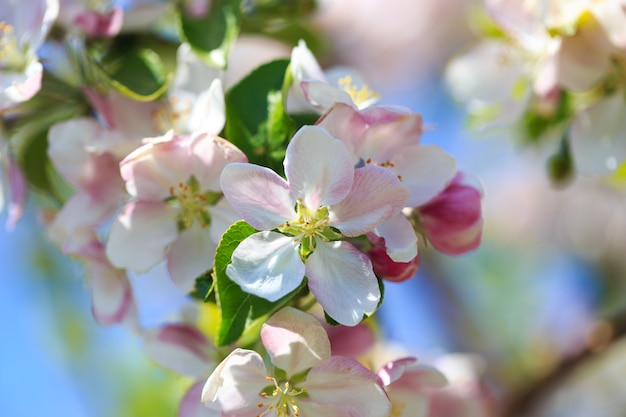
[373,214,417,263]
[284,125,354,209]
[227,231,305,302]
[168,222,217,293]
[202,348,268,413]
[106,201,179,273]
[306,240,380,326]
[392,144,457,207]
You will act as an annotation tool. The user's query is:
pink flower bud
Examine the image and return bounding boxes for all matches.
[418,172,483,255]
[369,244,420,282]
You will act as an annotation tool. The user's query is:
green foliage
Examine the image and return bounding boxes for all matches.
[547,133,575,187]
[213,220,305,346]
[178,0,241,68]
[93,41,171,101]
[521,92,574,144]
[225,59,296,176]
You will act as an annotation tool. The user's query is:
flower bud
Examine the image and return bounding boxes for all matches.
[369,244,419,282]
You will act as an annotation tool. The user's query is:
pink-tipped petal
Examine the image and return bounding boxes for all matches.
[392,144,457,207]
[227,231,305,302]
[74,7,123,37]
[5,157,26,231]
[90,259,135,326]
[330,165,409,237]
[306,240,380,326]
[326,323,376,358]
[360,112,424,164]
[167,222,217,293]
[106,201,179,273]
[284,125,354,209]
[316,103,369,159]
[179,381,219,417]
[120,132,193,201]
[143,323,215,377]
[220,163,295,230]
[305,356,391,417]
[261,307,331,376]
[191,134,247,193]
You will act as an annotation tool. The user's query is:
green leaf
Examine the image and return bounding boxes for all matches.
[190,270,215,302]
[178,1,241,68]
[214,220,258,346]
[225,59,295,174]
[99,48,170,101]
[214,220,307,345]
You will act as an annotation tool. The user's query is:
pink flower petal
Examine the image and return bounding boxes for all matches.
[227,232,305,302]
[359,111,424,164]
[316,103,369,159]
[330,165,409,237]
[306,240,380,326]
[326,322,376,358]
[90,259,135,326]
[190,134,247,193]
[261,307,331,376]
[220,163,295,230]
[284,125,354,210]
[5,157,26,231]
[120,132,194,201]
[179,381,219,417]
[74,7,123,37]
[143,323,215,377]
[106,201,179,273]
[392,144,457,207]
[168,222,218,293]
[305,356,391,417]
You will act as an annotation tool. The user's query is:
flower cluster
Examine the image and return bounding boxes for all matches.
[0,1,487,416]
[445,0,626,180]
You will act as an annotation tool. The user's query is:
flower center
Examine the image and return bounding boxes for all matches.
[337,75,380,109]
[257,377,307,417]
[278,199,341,258]
[166,176,222,231]
[0,22,27,71]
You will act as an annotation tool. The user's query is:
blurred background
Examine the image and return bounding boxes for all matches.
[4,0,626,416]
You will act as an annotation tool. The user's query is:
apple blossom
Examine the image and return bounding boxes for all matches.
[377,357,448,417]
[220,125,410,326]
[317,102,457,261]
[202,307,391,417]
[106,130,247,293]
[0,0,59,110]
[288,40,381,114]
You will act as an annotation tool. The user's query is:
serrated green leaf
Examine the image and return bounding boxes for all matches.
[178,1,241,68]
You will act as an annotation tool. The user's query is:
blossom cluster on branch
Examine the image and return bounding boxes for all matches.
[0,0,491,416]
[445,0,626,184]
